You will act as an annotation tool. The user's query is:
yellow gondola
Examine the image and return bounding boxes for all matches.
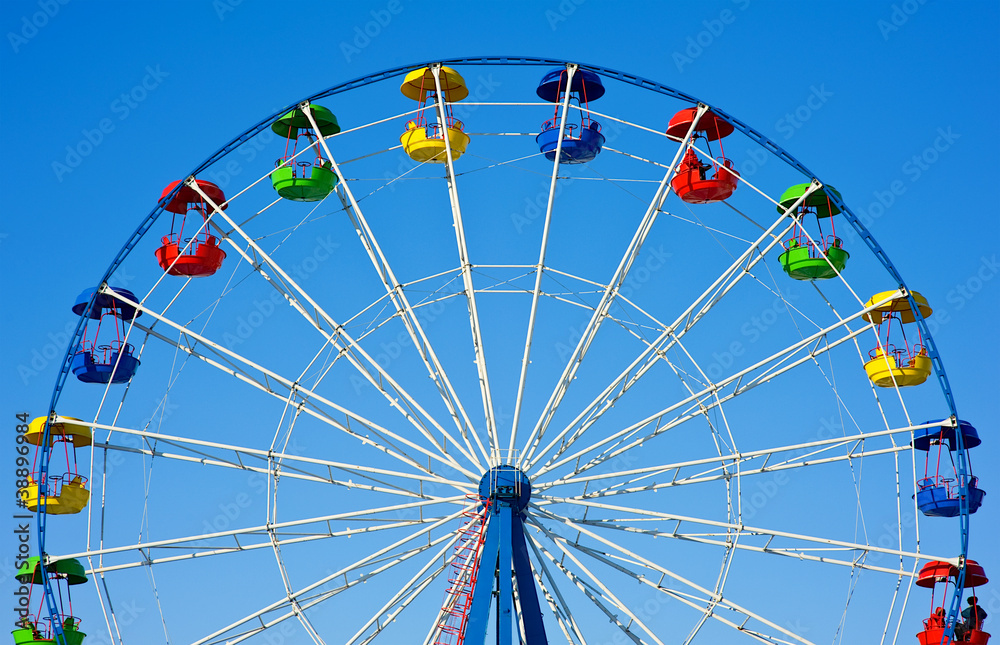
[862,290,934,388]
[19,416,93,515]
[399,66,470,163]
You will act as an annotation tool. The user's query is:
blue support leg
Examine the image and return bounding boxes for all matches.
[512,513,547,644]
[466,511,499,644]
[498,505,513,644]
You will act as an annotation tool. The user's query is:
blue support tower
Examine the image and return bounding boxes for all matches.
[464,465,547,644]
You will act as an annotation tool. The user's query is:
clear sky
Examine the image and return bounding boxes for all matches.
[1,1,998,644]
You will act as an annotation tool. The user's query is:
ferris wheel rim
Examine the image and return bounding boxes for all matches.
[33,56,972,644]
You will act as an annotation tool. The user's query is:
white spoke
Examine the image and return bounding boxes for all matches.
[519,105,715,469]
[531,498,951,566]
[527,183,822,474]
[431,64,501,462]
[530,507,814,644]
[85,418,471,493]
[208,537,455,645]
[191,508,464,645]
[545,525,666,645]
[508,63,579,462]
[537,423,922,495]
[104,287,479,481]
[528,517,792,644]
[60,497,462,559]
[533,295,876,480]
[78,516,450,574]
[344,529,461,645]
[306,101,488,471]
[526,529,649,644]
[185,179,472,477]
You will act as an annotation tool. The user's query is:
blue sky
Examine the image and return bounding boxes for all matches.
[2,1,999,643]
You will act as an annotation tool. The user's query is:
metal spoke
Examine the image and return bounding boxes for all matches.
[526,183,822,474]
[206,536,456,645]
[535,422,922,497]
[104,287,479,481]
[525,529,649,644]
[508,63,579,462]
[530,498,950,568]
[84,418,471,495]
[530,506,814,645]
[344,529,461,645]
[59,497,463,565]
[519,104,714,470]
[528,517,792,644]
[429,63,501,462]
[304,101,488,471]
[185,179,472,478]
[191,508,464,645]
[81,516,448,575]
[532,294,877,480]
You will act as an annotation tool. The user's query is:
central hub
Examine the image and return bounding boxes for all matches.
[478,465,531,512]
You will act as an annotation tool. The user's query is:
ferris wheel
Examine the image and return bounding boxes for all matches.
[20,57,988,645]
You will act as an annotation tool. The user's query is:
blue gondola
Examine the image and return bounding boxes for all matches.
[535,67,606,164]
[70,286,142,384]
[912,419,986,517]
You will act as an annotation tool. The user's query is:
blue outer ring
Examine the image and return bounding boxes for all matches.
[37,56,967,643]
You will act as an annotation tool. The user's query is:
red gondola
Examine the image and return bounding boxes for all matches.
[916,560,991,644]
[666,107,739,204]
[155,179,227,277]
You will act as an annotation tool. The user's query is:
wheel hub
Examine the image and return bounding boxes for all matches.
[478,465,531,512]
